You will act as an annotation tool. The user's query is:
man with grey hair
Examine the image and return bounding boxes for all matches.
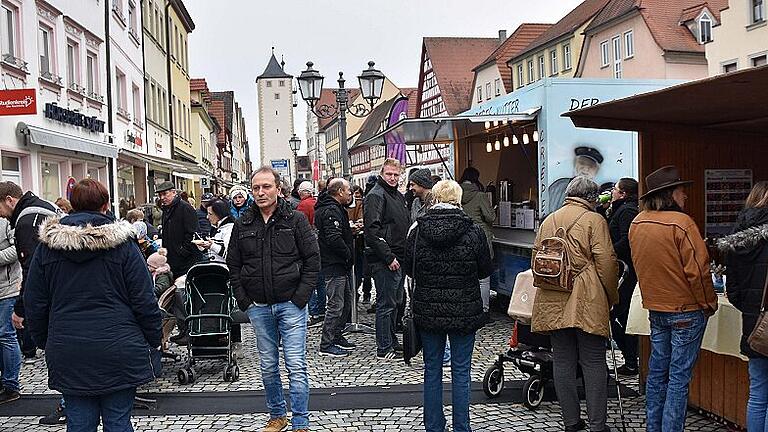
[532,175,618,432]
[315,178,355,357]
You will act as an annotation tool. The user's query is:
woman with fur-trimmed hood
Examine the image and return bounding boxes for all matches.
[23,179,162,430]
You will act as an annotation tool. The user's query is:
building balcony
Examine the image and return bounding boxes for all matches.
[116,106,132,122]
[1,54,29,74]
[39,71,64,88]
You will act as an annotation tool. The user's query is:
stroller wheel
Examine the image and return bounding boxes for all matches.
[177,368,189,385]
[232,365,240,382]
[223,366,233,382]
[482,365,505,398]
[523,375,545,410]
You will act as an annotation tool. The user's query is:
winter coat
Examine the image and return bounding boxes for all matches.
[289,195,301,210]
[531,198,619,338]
[410,192,434,222]
[347,198,364,223]
[630,209,717,314]
[196,207,213,237]
[209,217,234,262]
[8,191,59,317]
[227,198,320,311]
[608,198,639,288]
[461,182,495,258]
[315,193,354,277]
[363,177,410,269]
[230,195,254,220]
[153,271,174,298]
[404,204,493,334]
[160,195,202,277]
[0,218,21,301]
[23,212,162,396]
[719,207,768,358]
[296,196,317,226]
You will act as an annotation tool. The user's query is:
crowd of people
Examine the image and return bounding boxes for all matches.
[1,158,768,432]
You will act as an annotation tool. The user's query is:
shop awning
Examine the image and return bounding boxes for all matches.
[120,149,210,176]
[563,65,768,134]
[355,109,541,148]
[17,122,118,159]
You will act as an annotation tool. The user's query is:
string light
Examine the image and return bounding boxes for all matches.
[484,121,491,129]
[494,139,501,151]
[492,120,499,127]
[503,136,510,147]
[486,141,492,152]
[523,132,530,145]
[533,130,539,142]
[512,134,519,145]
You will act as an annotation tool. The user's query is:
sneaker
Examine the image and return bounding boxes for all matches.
[616,364,639,376]
[39,403,66,425]
[263,416,288,431]
[319,345,348,357]
[392,343,404,353]
[377,350,403,361]
[0,388,20,405]
[307,316,324,328]
[564,419,587,432]
[335,337,356,351]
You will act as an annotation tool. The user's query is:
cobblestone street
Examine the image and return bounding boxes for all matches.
[4,304,729,431]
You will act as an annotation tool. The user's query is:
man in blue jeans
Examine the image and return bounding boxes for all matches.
[364,159,410,361]
[227,167,320,432]
[0,217,21,405]
[629,167,718,432]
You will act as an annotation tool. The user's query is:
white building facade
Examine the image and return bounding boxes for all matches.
[256,51,295,181]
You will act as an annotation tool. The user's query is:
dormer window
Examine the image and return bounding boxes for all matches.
[699,13,713,43]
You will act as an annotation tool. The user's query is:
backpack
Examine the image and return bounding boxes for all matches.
[532,210,588,292]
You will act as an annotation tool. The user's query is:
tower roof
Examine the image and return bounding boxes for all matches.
[258,51,292,80]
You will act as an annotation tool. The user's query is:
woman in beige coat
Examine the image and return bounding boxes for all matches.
[532,176,619,432]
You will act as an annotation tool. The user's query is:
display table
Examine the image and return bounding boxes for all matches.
[626,288,748,428]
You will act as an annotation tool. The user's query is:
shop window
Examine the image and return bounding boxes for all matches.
[1,3,19,58]
[1,155,21,185]
[41,160,60,203]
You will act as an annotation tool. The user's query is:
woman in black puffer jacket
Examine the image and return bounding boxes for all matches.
[719,181,768,431]
[404,180,493,432]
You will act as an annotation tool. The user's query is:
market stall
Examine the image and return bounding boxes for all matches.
[565,65,768,429]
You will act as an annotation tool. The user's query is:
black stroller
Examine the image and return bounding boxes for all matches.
[177,262,239,384]
[483,261,629,424]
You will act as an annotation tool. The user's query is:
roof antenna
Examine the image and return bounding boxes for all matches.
[271,46,275,56]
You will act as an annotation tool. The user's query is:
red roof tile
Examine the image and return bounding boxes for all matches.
[399,87,419,119]
[315,88,361,131]
[585,0,728,54]
[510,0,612,63]
[474,23,553,92]
[422,37,501,115]
[190,78,208,92]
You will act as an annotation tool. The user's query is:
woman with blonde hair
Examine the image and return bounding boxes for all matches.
[404,180,493,432]
[719,180,768,431]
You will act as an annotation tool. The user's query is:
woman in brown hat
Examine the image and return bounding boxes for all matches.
[629,165,718,432]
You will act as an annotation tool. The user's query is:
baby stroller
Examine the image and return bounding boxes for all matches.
[177,262,239,384]
[483,261,629,419]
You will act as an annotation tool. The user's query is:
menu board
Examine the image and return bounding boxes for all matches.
[705,169,753,237]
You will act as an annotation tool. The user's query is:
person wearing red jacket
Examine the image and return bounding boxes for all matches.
[296,181,317,226]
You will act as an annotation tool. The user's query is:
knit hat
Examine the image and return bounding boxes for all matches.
[408,168,434,189]
[297,181,314,194]
[132,221,148,239]
[147,248,168,271]
[230,185,248,200]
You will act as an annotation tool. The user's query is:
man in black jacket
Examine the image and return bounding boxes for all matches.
[156,181,201,278]
[0,182,58,358]
[227,166,319,432]
[315,178,355,358]
[364,159,410,360]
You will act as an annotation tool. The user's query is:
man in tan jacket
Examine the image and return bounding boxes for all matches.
[629,165,717,432]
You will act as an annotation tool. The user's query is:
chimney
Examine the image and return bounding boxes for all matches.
[498,30,507,42]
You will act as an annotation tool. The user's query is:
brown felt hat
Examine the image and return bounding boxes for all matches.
[639,165,693,199]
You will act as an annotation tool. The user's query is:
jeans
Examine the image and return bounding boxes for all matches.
[646,310,707,432]
[246,302,309,430]
[550,328,608,431]
[749,357,768,432]
[320,276,352,350]
[65,387,135,432]
[0,297,21,392]
[421,330,475,432]
[373,268,403,354]
[308,271,326,318]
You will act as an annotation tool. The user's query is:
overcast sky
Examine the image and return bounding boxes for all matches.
[186,0,584,166]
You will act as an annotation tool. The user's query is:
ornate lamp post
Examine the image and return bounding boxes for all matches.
[288,134,301,181]
[297,61,386,179]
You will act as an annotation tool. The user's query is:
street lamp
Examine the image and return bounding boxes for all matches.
[297,61,386,180]
[289,134,301,181]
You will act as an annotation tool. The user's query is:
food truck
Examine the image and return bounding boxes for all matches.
[359,78,679,297]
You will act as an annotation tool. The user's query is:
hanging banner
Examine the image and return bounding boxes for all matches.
[312,159,320,181]
[0,89,37,116]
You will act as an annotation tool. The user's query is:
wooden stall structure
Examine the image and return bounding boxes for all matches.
[565,65,768,429]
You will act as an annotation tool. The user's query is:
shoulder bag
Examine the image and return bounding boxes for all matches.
[748,269,768,356]
[403,226,422,365]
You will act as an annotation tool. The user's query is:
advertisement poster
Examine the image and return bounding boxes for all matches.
[705,169,752,237]
[0,89,37,116]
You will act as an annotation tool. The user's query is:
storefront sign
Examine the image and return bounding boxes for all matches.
[44,103,105,133]
[0,89,37,116]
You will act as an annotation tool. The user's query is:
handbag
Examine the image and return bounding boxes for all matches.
[403,227,422,365]
[748,269,768,356]
[507,269,537,324]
